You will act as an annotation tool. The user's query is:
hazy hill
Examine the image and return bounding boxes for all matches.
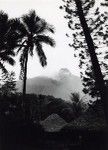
[17,68,83,101]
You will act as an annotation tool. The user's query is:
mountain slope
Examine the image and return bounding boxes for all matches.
[17,68,83,101]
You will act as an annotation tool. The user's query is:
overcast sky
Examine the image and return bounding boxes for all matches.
[0,0,84,79]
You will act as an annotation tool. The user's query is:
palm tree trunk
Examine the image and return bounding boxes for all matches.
[23,52,28,97]
[75,0,108,122]
[22,52,29,121]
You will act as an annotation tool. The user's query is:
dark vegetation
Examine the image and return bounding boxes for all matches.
[0,0,108,149]
[0,94,107,150]
[0,93,84,124]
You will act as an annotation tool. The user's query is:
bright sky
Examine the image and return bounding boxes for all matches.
[0,0,83,79]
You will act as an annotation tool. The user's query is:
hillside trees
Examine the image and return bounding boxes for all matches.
[0,71,17,96]
[60,0,108,122]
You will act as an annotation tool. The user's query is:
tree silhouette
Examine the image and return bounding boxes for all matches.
[60,1,108,99]
[12,10,55,97]
[0,11,16,74]
[60,0,108,122]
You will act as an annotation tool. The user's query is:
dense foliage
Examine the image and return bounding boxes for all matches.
[0,93,106,130]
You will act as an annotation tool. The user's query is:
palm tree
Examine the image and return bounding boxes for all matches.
[0,11,16,74]
[74,0,108,122]
[12,10,55,97]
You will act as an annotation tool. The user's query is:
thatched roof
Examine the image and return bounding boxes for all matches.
[40,113,67,132]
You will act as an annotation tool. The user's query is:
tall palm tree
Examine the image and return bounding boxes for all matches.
[74,0,108,122]
[0,11,16,74]
[12,10,55,97]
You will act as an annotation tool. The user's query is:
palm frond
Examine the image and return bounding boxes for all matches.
[36,35,55,47]
[36,19,55,34]
[0,61,8,74]
[22,10,38,33]
[29,44,34,57]
[1,18,27,51]
[0,49,15,65]
[35,19,47,34]
[6,49,15,55]
[16,40,27,54]
[10,18,28,37]
[0,11,8,32]
[35,42,47,67]
[0,50,15,58]
[6,38,19,50]
[46,24,55,33]
[1,55,15,66]
[0,11,8,22]
[0,11,10,46]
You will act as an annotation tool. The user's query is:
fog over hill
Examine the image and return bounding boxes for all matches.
[17,68,83,101]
